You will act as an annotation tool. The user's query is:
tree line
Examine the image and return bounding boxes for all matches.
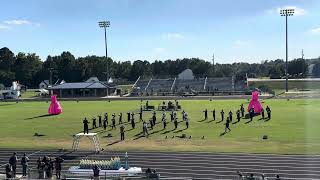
[0,47,319,88]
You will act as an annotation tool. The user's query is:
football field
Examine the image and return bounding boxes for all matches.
[0,99,319,154]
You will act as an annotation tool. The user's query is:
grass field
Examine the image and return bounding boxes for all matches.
[0,99,319,154]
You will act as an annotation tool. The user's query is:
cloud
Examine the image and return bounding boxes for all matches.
[309,27,320,35]
[267,6,306,16]
[0,24,10,30]
[162,33,185,40]
[4,20,31,25]
[233,40,249,46]
[154,47,166,53]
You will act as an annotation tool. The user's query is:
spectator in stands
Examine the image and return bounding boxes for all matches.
[92,116,97,129]
[9,152,18,178]
[203,109,208,120]
[83,118,89,134]
[44,157,54,178]
[5,164,12,179]
[120,124,125,141]
[237,170,243,179]
[221,110,225,121]
[39,161,45,179]
[55,156,64,179]
[93,165,100,180]
[275,174,281,180]
[145,167,151,174]
[266,106,271,119]
[36,157,41,176]
[21,153,29,177]
[247,173,255,180]
[211,109,216,121]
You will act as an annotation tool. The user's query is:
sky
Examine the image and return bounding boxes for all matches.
[0,0,320,63]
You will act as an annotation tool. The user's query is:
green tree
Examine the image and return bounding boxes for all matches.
[288,59,308,77]
[14,53,42,87]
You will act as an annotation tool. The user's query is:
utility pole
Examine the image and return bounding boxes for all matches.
[212,53,215,75]
[49,68,54,95]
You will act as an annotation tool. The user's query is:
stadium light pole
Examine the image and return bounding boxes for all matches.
[280,9,294,92]
[98,21,110,82]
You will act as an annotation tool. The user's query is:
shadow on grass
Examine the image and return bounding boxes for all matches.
[134,132,143,137]
[206,119,216,123]
[161,129,175,134]
[96,128,114,134]
[124,128,135,132]
[216,119,224,124]
[34,133,46,137]
[219,130,231,136]
[149,129,164,135]
[245,119,253,124]
[264,118,271,122]
[173,128,187,133]
[197,118,207,122]
[133,135,145,140]
[232,121,240,124]
[25,114,56,120]
[106,140,122,146]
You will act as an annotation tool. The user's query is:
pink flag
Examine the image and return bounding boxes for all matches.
[48,95,62,115]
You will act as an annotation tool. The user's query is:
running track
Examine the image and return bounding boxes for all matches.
[0,149,319,179]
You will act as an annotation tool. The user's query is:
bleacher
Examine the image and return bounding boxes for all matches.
[132,79,150,95]
[174,79,205,92]
[205,77,233,91]
[130,76,247,96]
[147,79,174,93]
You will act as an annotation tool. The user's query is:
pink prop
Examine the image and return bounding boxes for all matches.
[247,91,263,113]
[48,95,62,115]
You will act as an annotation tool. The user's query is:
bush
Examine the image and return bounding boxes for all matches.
[79,157,121,170]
